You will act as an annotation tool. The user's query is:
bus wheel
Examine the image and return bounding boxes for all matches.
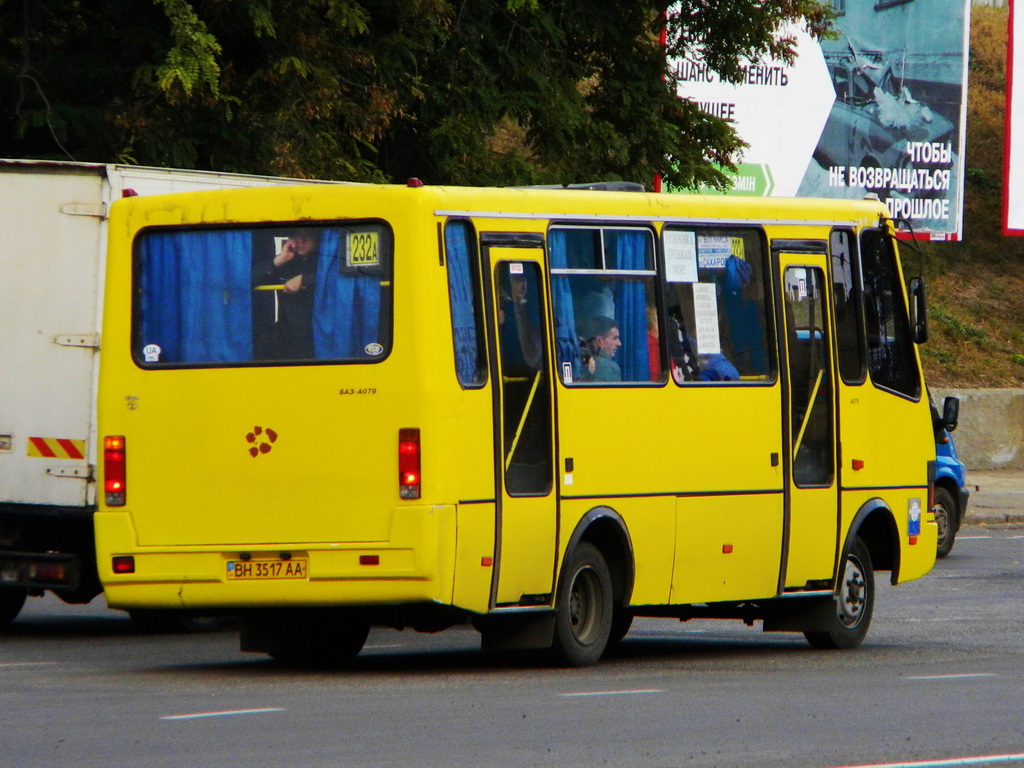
[608,607,634,648]
[804,537,874,650]
[933,487,958,558]
[264,616,370,666]
[552,542,613,666]
[0,587,27,627]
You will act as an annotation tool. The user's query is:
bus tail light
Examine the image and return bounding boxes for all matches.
[104,435,126,506]
[399,428,421,499]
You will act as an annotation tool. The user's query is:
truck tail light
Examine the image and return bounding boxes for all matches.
[104,435,126,506]
[399,428,421,499]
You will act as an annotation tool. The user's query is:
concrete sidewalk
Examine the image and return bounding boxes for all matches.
[962,469,1024,525]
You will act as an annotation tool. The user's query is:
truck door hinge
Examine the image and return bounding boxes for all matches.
[54,334,100,350]
[47,465,94,481]
[60,203,106,218]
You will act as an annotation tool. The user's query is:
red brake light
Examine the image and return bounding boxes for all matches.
[104,435,126,506]
[398,428,421,499]
[112,556,135,574]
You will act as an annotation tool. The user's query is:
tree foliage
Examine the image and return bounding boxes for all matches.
[0,0,833,188]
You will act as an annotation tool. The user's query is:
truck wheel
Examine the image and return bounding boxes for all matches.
[0,588,27,627]
[552,542,613,666]
[804,537,874,650]
[933,487,958,558]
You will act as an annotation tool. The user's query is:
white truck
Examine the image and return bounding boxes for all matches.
[0,159,326,626]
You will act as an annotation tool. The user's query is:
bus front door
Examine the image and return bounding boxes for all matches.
[778,256,840,590]
[482,237,557,608]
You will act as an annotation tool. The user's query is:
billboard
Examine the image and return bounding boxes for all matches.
[670,0,971,241]
[1006,0,1024,235]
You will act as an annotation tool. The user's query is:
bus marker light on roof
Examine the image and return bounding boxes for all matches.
[104,435,127,506]
[399,428,421,499]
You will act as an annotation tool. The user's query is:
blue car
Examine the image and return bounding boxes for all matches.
[932,396,970,558]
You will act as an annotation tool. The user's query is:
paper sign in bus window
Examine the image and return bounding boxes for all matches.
[697,236,733,270]
[692,282,722,355]
[664,230,698,283]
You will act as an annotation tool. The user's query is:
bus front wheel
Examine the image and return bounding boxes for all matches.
[804,537,874,650]
[552,542,613,666]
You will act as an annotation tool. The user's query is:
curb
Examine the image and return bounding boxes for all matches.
[961,469,1024,525]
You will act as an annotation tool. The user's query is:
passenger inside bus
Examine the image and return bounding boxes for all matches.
[580,315,623,382]
[252,228,321,359]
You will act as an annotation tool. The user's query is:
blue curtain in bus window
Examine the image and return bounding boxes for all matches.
[140,231,253,363]
[721,254,768,374]
[445,222,481,385]
[549,230,582,379]
[608,230,650,382]
[313,229,382,359]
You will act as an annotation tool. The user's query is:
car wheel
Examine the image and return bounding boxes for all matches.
[0,587,27,627]
[933,487,958,559]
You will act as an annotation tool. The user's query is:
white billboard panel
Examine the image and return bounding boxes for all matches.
[1006,0,1024,235]
[671,1,970,241]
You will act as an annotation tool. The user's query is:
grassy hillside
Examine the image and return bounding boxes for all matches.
[917,5,1024,387]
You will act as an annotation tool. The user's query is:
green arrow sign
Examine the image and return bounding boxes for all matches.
[665,163,775,197]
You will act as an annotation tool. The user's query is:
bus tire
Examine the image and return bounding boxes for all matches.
[0,587,27,627]
[552,542,613,666]
[804,537,874,650]
[608,607,634,648]
[933,487,958,558]
[266,617,370,667]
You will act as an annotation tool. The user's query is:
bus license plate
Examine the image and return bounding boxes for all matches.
[227,559,308,580]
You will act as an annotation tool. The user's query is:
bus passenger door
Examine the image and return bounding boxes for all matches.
[481,236,557,608]
[777,255,840,589]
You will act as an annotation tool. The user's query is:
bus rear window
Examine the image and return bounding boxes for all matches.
[134,222,393,366]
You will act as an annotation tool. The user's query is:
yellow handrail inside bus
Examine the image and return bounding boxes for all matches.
[505,370,542,472]
[793,368,824,459]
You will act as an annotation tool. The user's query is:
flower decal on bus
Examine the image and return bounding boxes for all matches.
[246,426,278,457]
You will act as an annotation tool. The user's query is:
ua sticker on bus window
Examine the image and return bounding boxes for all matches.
[364,342,384,356]
[908,498,922,537]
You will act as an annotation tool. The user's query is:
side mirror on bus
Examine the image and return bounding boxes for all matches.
[909,276,928,344]
[942,396,960,432]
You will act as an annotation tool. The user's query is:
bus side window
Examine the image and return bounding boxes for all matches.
[830,228,866,384]
[549,226,660,385]
[663,227,773,384]
[445,220,487,387]
[860,229,920,398]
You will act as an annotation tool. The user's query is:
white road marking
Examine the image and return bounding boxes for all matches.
[826,752,1024,767]
[906,673,997,680]
[0,662,60,668]
[558,689,664,698]
[161,707,284,721]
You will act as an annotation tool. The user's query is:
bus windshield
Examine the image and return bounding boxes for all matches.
[134,222,393,366]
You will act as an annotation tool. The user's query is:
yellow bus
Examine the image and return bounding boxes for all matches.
[95,181,938,665]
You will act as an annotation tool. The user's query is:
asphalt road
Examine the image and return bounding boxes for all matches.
[2,525,1023,768]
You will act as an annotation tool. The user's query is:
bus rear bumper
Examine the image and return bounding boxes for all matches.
[96,507,457,610]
